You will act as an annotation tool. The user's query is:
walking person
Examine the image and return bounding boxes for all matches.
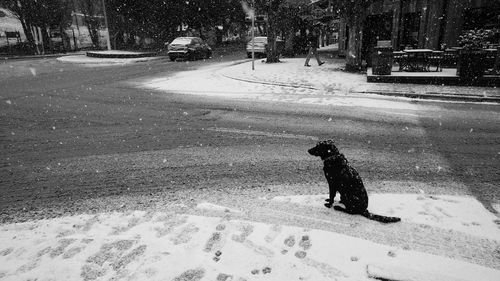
[304,28,325,67]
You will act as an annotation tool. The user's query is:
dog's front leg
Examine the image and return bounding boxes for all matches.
[325,181,337,208]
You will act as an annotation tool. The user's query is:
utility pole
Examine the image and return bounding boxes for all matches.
[101,0,111,50]
[252,0,255,70]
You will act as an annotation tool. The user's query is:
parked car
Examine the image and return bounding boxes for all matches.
[246,36,284,58]
[167,37,212,61]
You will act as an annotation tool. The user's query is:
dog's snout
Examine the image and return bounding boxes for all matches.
[308,147,317,155]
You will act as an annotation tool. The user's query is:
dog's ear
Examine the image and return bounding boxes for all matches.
[325,140,339,155]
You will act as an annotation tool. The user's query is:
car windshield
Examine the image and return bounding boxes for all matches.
[170,38,192,45]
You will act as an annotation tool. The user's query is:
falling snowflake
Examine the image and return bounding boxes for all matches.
[5,100,12,105]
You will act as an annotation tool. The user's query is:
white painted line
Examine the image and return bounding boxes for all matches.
[380,111,420,117]
[208,127,319,141]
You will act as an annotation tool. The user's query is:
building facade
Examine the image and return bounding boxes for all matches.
[338,0,500,59]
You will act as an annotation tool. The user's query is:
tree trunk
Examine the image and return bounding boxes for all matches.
[90,27,100,48]
[60,25,68,52]
[41,27,53,53]
[265,11,280,63]
[17,13,37,54]
[345,21,364,72]
[283,29,295,57]
[83,14,100,48]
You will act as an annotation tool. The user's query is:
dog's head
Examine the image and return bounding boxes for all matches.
[308,140,340,160]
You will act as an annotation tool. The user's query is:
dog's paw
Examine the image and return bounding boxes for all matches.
[333,205,344,212]
[324,202,333,208]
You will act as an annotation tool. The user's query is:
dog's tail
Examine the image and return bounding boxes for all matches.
[362,210,401,223]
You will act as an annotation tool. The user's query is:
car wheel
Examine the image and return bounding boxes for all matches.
[169,56,175,61]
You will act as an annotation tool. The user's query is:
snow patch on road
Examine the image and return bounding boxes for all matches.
[57,55,161,66]
[196,202,242,214]
[271,194,500,241]
[1,211,499,281]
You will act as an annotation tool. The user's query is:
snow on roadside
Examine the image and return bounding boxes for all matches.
[1,208,499,281]
[57,55,162,66]
[197,202,243,214]
[142,59,422,111]
[271,194,500,241]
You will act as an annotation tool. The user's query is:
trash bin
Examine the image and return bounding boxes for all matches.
[457,49,487,81]
[372,46,393,75]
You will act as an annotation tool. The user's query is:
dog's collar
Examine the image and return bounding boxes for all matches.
[322,154,339,161]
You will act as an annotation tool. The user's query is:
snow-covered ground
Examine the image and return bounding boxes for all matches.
[142,59,424,110]
[1,194,499,281]
[57,55,163,67]
[272,193,500,241]
[0,8,26,47]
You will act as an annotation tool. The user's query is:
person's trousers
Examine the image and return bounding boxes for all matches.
[305,47,321,65]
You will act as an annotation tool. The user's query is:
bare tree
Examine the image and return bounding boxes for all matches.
[333,0,373,72]
[0,0,38,53]
[1,0,73,54]
[253,0,309,63]
[78,0,102,48]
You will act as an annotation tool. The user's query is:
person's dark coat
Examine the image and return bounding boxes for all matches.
[307,33,319,49]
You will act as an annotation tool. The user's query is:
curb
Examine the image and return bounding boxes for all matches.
[367,73,500,88]
[359,91,500,103]
[56,55,167,65]
[86,51,159,59]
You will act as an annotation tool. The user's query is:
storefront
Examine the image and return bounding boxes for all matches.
[338,0,499,60]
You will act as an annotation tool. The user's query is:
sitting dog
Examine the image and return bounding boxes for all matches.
[308,140,400,223]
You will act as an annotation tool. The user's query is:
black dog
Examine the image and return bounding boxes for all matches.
[308,140,400,223]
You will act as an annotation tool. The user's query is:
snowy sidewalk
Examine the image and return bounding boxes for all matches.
[1,193,499,281]
[142,58,500,107]
[218,58,500,102]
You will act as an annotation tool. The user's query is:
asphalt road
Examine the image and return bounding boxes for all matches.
[1,50,499,225]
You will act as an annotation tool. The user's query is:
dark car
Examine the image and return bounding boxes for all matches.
[167,37,212,61]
